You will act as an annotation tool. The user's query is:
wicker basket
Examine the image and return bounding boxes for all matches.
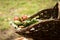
[12,2,60,40]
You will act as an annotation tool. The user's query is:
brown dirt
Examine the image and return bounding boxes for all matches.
[0,27,20,40]
[0,27,33,40]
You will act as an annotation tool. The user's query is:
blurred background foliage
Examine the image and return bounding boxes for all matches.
[0,0,60,30]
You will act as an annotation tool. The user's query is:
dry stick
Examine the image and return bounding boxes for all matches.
[58,2,60,19]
